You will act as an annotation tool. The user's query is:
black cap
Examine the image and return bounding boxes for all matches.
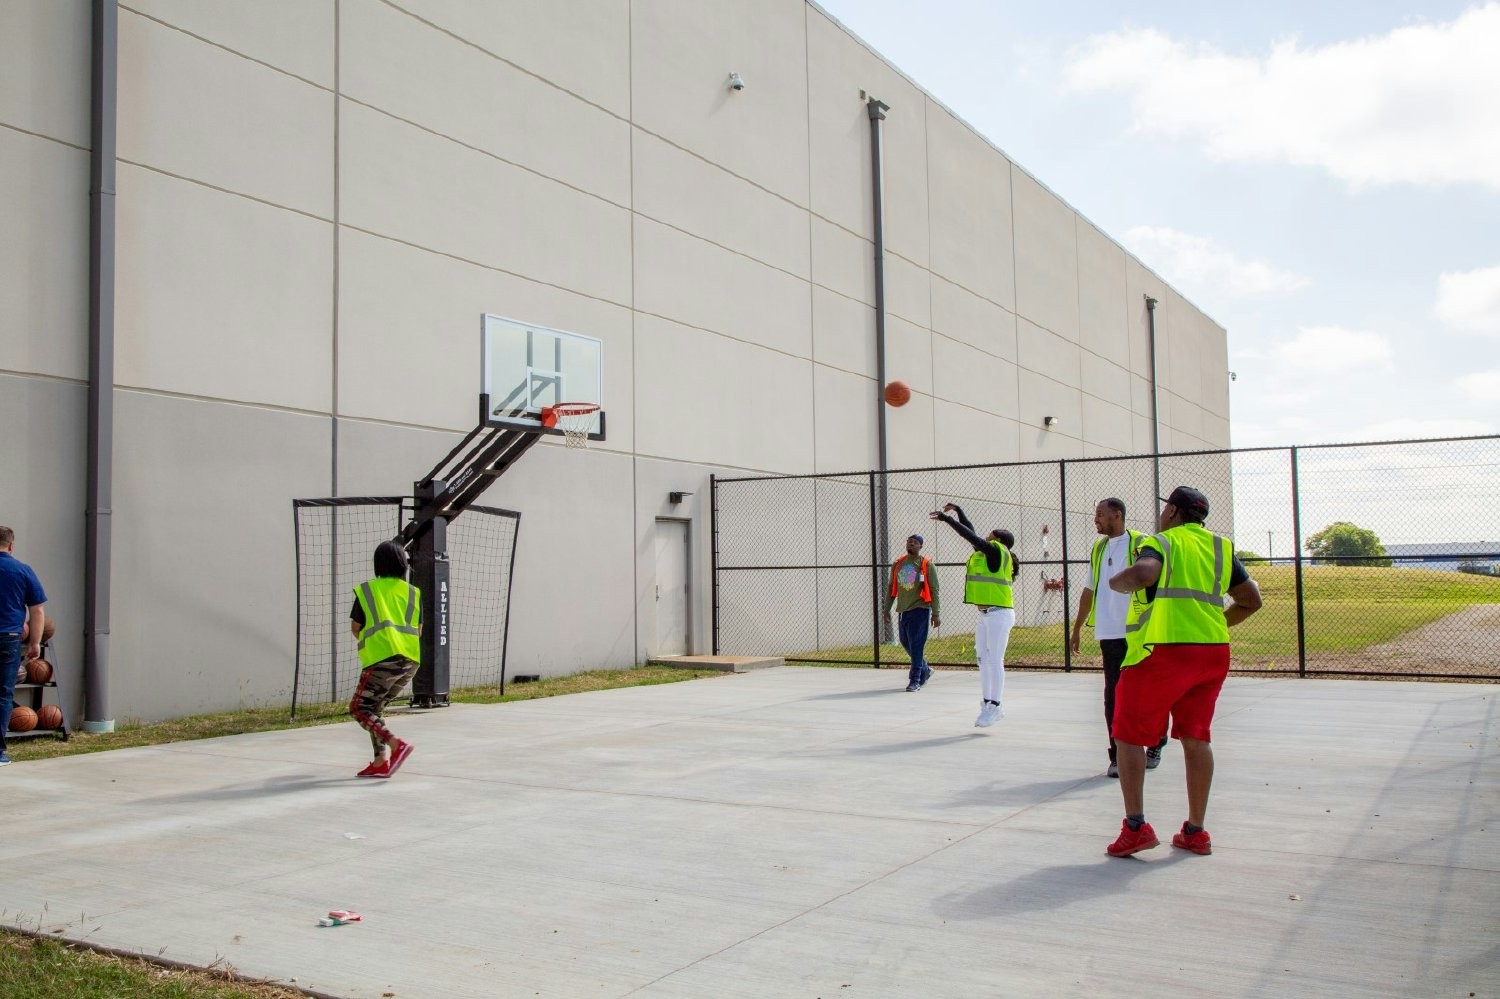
[1161,486,1209,518]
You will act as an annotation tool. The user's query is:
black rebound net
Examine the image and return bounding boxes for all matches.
[292,497,521,714]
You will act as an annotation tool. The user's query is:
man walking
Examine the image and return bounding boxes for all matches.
[1,526,48,767]
[1103,486,1262,858]
[929,503,1016,727]
[884,534,940,691]
[1070,498,1165,777]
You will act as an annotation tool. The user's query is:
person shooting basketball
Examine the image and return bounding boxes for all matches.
[348,541,421,778]
[929,503,1018,727]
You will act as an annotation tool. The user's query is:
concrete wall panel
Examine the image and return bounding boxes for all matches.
[341,0,630,207]
[634,314,813,472]
[118,11,333,216]
[339,101,632,305]
[1012,169,1078,342]
[926,104,1013,310]
[0,0,91,144]
[127,0,335,87]
[633,217,811,359]
[0,129,89,380]
[631,0,810,205]
[397,0,631,117]
[109,393,330,721]
[115,166,333,411]
[633,130,809,277]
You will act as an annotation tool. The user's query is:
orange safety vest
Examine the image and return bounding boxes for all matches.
[890,556,933,603]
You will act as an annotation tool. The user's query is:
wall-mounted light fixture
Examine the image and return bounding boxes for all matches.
[727,71,745,92]
[1043,416,1058,429]
[669,491,694,504]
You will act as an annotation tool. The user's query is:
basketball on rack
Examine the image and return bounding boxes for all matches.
[7,706,37,733]
[36,705,63,730]
[884,380,911,407]
[27,658,53,684]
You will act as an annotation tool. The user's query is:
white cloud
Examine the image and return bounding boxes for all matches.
[1065,5,1500,191]
[1435,264,1500,334]
[1124,226,1310,300]
[1457,369,1500,403]
[1270,326,1393,373]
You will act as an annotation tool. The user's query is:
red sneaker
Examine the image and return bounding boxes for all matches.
[1171,823,1212,855]
[1106,819,1159,857]
[381,739,414,778]
[356,759,389,778]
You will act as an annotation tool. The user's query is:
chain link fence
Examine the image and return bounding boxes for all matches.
[713,435,1500,681]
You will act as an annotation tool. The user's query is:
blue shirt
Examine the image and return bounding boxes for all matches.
[0,552,47,632]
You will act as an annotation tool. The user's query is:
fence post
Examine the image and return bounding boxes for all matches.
[869,471,881,668]
[1059,460,1072,673]
[710,474,720,655]
[1290,447,1307,676]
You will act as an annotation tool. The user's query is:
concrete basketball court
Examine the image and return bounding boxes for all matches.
[5,667,1497,998]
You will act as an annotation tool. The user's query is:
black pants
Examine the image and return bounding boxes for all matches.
[1101,638,1166,762]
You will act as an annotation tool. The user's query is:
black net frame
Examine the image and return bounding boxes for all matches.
[292,497,521,715]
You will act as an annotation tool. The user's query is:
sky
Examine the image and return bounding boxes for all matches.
[814,0,1500,453]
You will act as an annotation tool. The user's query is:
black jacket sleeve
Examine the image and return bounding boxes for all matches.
[936,509,1003,573]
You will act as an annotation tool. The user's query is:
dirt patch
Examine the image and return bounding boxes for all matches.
[1312,604,1500,678]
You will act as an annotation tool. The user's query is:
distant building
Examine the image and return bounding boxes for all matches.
[1384,542,1500,574]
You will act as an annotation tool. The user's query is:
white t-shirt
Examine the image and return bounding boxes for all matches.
[1091,533,1133,640]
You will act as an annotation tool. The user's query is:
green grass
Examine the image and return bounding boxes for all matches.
[0,932,305,998]
[796,565,1500,671]
[6,666,723,763]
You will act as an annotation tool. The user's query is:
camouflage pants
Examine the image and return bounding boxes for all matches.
[349,655,419,756]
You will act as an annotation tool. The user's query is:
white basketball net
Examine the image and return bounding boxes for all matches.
[550,403,599,449]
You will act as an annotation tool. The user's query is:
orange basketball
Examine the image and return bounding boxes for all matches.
[884,380,911,407]
[36,705,63,730]
[27,658,53,684]
[8,706,37,733]
[42,615,55,644]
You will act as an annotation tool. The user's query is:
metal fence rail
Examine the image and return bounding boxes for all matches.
[712,435,1500,681]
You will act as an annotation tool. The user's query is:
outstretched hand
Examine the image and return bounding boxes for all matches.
[928,510,944,520]
[943,503,957,512]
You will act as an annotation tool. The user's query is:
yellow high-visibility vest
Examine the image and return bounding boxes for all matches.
[354,577,422,668]
[964,541,1014,608]
[1123,524,1232,666]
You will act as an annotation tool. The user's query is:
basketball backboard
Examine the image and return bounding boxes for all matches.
[480,314,604,440]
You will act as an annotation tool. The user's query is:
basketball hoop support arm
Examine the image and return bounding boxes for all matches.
[400,415,545,707]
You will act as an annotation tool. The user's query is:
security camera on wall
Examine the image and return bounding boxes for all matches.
[728,71,745,91]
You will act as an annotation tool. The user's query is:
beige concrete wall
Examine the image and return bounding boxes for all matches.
[5,0,1230,720]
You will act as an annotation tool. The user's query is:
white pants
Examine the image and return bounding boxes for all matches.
[975,607,1014,703]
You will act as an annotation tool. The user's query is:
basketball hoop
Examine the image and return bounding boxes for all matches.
[540,403,600,449]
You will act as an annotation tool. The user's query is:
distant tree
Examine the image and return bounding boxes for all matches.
[1235,549,1263,562]
[1305,521,1392,567]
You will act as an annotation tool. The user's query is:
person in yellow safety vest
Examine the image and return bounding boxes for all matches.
[1069,497,1167,778]
[884,534,941,692]
[1102,486,1262,859]
[929,502,1018,728]
[348,540,422,779]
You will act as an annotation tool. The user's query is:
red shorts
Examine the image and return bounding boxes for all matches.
[1111,644,1230,746]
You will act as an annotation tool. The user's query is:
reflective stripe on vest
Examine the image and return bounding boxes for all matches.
[355,577,421,668]
[964,542,1014,608]
[1124,525,1231,665]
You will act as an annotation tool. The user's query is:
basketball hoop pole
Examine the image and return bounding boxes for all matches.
[409,478,451,708]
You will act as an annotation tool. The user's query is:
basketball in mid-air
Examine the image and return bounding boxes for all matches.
[7,706,37,733]
[884,380,911,407]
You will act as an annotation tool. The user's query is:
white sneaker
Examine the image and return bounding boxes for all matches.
[974,702,1002,727]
